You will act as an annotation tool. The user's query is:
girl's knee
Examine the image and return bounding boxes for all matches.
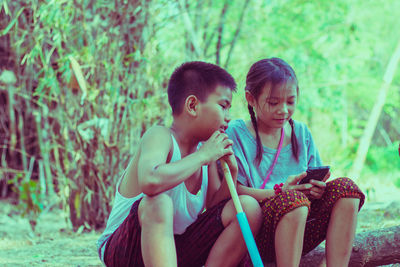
[326,177,360,191]
[275,190,310,210]
[326,177,365,208]
[281,206,308,224]
[280,189,308,200]
[139,194,173,225]
[335,197,360,213]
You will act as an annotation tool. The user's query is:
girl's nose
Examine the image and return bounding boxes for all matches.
[278,104,288,114]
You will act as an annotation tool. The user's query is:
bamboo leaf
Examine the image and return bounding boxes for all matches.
[2,0,10,15]
[1,7,25,36]
[74,192,81,219]
[68,55,88,105]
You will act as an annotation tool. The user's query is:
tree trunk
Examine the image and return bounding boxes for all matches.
[223,0,250,69]
[177,0,202,58]
[215,1,229,65]
[348,40,400,179]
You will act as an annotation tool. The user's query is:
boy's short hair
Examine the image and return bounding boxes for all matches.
[168,61,236,115]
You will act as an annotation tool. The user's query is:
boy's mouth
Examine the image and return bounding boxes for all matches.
[219,126,227,133]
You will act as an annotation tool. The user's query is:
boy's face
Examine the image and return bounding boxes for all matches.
[196,85,232,139]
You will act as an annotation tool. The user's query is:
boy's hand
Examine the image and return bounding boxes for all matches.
[199,130,234,165]
[221,152,238,180]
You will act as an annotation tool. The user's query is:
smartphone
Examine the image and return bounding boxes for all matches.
[298,166,330,184]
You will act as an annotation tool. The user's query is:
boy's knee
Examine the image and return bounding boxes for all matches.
[239,195,262,220]
[239,195,261,210]
[139,194,173,225]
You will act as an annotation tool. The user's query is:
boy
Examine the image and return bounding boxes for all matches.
[97,61,262,267]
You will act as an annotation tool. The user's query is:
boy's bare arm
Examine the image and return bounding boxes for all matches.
[138,128,231,196]
[138,126,205,196]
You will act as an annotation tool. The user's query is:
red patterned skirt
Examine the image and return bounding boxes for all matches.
[256,177,365,263]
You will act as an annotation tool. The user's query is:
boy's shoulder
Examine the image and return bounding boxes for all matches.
[144,124,170,133]
[140,125,172,144]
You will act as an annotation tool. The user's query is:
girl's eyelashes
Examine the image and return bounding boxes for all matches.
[267,100,295,106]
[266,99,279,105]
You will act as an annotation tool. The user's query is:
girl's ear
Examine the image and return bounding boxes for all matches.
[184,95,199,116]
[245,91,256,107]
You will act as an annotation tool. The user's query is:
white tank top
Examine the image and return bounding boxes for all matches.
[97,134,208,261]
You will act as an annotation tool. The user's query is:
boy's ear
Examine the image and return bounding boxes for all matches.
[245,91,256,107]
[184,95,199,116]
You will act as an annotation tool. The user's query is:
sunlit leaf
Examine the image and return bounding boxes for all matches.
[68,55,88,105]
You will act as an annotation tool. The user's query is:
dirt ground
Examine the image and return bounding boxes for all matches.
[0,200,102,266]
[1,181,400,267]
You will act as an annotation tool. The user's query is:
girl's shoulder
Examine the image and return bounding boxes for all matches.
[292,119,311,135]
[226,119,248,134]
[226,119,254,142]
[291,120,314,146]
[228,118,246,129]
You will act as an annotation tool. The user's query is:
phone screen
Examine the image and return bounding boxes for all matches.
[299,166,330,184]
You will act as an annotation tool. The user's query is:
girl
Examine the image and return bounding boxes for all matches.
[226,58,365,266]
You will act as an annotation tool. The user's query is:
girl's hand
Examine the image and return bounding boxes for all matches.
[306,170,330,199]
[282,172,312,192]
[300,170,330,199]
[322,170,331,182]
[307,180,326,199]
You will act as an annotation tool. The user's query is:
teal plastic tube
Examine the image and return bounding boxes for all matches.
[236,212,264,267]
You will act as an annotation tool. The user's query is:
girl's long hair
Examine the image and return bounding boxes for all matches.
[245,58,299,166]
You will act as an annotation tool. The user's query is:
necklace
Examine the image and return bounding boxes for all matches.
[260,127,285,189]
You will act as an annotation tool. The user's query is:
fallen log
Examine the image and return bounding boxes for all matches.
[264,225,400,266]
[299,225,400,267]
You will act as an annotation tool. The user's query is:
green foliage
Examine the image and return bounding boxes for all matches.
[1,0,168,230]
[395,177,400,189]
[15,180,43,216]
[1,0,400,230]
[365,144,400,172]
[8,173,43,230]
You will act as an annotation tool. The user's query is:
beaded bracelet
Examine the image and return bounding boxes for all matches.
[273,183,284,195]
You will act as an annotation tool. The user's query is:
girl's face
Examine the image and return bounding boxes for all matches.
[246,81,297,129]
